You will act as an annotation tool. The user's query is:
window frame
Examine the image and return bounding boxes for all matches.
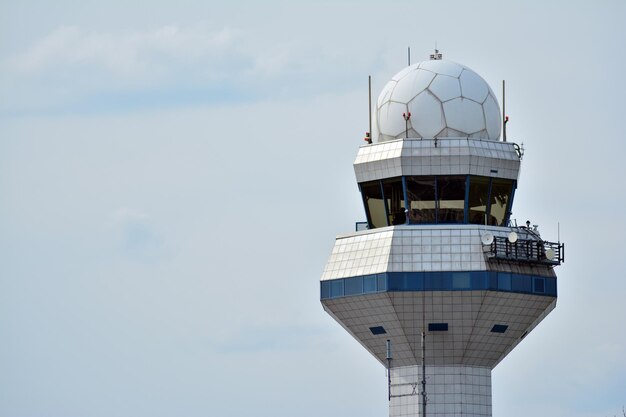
[359,175,516,229]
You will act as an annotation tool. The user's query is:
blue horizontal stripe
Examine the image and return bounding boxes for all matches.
[320,271,556,300]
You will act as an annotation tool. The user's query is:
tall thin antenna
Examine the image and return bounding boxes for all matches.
[403,112,411,138]
[421,289,427,416]
[421,331,427,417]
[369,76,372,143]
[502,80,507,142]
[386,339,392,401]
[408,47,411,66]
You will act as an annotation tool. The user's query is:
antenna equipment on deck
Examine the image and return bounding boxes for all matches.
[502,80,508,142]
[386,339,392,401]
[430,48,442,60]
[365,75,372,144]
[481,232,495,245]
[403,112,411,138]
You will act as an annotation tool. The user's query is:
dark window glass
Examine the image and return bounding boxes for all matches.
[488,272,499,289]
[382,178,406,225]
[406,177,436,224]
[361,181,387,228]
[428,323,449,331]
[344,277,363,296]
[468,176,491,225]
[321,281,331,299]
[403,272,422,290]
[364,275,377,293]
[511,274,531,292]
[322,272,555,298]
[387,274,403,291]
[369,326,387,335]
[534,277,545,293]
[377,274,387,291]
[491,324,508,333]
[489,179,513,226]
[498,273,512,291]
[424,271,450,290]
[437,176,466,223]
[452,272,471,289]
[471,271,489,289]
[330,280,344,298]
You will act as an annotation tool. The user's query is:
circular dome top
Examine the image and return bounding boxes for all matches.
[375,60,501,142]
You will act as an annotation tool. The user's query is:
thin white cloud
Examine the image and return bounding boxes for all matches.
[110,207,149,224]
[9,24,241,81]
[109,207,166,262]
[0,22,383,114]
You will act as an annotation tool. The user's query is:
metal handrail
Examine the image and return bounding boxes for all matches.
[355,221,369,232]
[488,236,564,265]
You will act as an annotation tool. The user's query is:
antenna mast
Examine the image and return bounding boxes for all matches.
[502,80,507,142]
[421,289,427,416]
[403,112,411,138]
[408,47,411,66]
[368,76,373,144]
[386,339,392,401]
[421,331,427,417]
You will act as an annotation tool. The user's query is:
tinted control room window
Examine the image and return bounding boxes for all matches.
[382,178,406,225]
[361,181,387,228]
[490,178,513,226]
[437,176,466,223]
[468,176,490,225]
[406,177,436,224]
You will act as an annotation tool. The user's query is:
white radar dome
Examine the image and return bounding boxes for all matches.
[375,60,501,142]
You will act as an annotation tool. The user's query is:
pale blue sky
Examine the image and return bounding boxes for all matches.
[1,1,625,417]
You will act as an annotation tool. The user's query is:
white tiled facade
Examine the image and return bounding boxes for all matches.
[322,288,556,369]
[389,365,492,417]
[322,225,556,281]
[353,138,520,183]
[321,230,393,280]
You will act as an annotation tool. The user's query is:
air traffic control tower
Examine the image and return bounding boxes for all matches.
[320,52,564,417]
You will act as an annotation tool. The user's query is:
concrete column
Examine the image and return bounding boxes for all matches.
[389,365,492,417]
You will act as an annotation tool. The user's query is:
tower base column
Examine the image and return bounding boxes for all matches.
[389,365,492,417]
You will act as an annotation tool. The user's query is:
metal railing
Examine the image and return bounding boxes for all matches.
[488,236,564,265]
[355,221,369,232]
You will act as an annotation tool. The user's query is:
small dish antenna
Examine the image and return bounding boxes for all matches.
[508,231,518,243]
[545,248,555,261]
[481,232,494,245]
